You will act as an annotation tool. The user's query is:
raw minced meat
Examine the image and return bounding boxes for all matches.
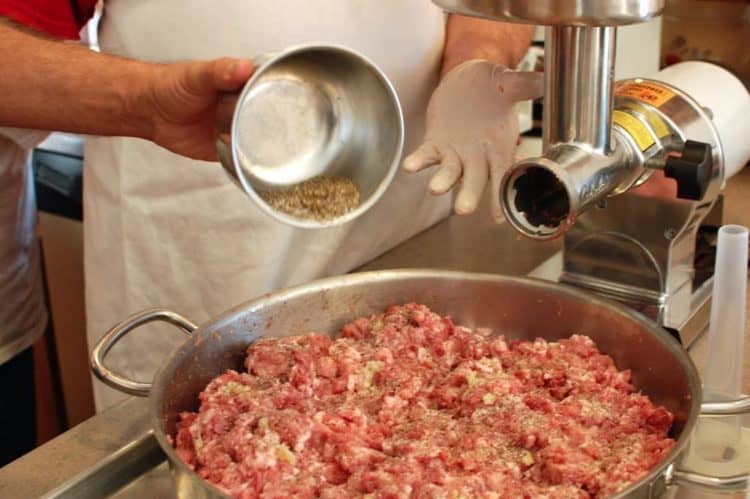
[174,303,675,499]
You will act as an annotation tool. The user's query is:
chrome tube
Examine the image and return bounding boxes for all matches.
[544,25,617,152]
[499,24,637,240]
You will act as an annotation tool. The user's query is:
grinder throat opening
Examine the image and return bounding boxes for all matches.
[502,164,572,240]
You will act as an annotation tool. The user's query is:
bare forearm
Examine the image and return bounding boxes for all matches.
[441,15,535,76]
[0,21,154,138]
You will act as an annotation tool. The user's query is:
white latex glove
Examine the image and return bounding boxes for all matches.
[403,60,543,221]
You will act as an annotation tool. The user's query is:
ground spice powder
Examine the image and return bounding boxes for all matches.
[260,175,361,221]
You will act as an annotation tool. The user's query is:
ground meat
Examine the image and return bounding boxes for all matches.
[174,304,675,498]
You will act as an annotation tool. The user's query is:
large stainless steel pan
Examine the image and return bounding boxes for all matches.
[91,270,750,498]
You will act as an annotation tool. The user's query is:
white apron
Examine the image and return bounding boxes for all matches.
[87,1,450,410]
[0,128,48,366]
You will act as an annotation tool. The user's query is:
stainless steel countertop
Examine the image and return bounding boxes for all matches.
[0,396,151,497]
[4,166,750,498]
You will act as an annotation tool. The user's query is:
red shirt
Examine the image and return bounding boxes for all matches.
[0,0,97,40]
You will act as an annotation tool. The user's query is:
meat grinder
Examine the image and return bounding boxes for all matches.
[433,0,750,346]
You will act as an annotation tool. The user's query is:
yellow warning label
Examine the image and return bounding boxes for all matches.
[619,101,672,139]
[645,113,671,139]
[613,110,655,151]
[616,82,675,108]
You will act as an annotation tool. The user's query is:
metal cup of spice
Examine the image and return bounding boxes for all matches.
[215,44,404,229]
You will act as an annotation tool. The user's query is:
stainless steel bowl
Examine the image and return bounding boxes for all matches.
[92,270,750,498]
[215,44,404,229]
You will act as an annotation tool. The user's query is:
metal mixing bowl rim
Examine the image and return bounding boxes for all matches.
[230,43,405,230]
[149,269,702,498]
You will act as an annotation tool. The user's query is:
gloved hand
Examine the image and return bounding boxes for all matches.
[403,60,543,221]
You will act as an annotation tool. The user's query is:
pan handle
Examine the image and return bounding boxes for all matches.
[91,309,198,397]
[701,396,750,416]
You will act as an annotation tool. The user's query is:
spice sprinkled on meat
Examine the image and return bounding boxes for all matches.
[174,304,675,498]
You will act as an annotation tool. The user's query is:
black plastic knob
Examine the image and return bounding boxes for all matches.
[664,140,713,201]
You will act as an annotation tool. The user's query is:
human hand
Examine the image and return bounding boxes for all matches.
[144,58,254,161]
[403,60,542,221]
